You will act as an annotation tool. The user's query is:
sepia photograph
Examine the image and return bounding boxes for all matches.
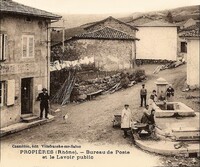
[0,0,200,166]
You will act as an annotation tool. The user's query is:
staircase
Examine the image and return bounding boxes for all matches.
[21,114,40,123]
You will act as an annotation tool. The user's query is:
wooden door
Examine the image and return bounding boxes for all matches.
[21,78,33,114]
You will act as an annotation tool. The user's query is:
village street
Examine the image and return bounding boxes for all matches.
[2,64,199,166]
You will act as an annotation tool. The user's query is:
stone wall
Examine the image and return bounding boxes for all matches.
[136,26,178,61]
[187,39,199,88]
[58,39,135,71]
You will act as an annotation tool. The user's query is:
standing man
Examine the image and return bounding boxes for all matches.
[121,104,132,138]
[166,84,175,102]
[140,84,147,107]
[37,88,50,119]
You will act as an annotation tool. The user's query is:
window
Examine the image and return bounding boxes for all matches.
[0,81,6,107]
[0,34,7,61]
[22,35,34,58]
[181,42,187,53]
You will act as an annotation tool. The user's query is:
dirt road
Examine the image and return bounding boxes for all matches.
[1,64,199,167]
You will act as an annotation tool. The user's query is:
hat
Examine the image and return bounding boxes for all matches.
[124,104,129,107]
[142,84,145,86]
[42,88,47,91]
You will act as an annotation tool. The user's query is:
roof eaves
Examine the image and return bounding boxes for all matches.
[1,10,61,20]
[137,25,178,27]
[73,36,138,41]
[75,26,139,40]
[0,0,62,20]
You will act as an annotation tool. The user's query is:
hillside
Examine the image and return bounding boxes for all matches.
[120,5,200,23]
[51,13,131,29]
[51,5,200,45]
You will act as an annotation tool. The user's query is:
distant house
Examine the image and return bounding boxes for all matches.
[178,22,200,61]
[135,20,178,61]
[52,17,139,71]
[126,15,154,26]
[183,18,198,29]
[179,24,199,88]
[0,0,61,128]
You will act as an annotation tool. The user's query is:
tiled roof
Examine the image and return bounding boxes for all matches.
[179,24,200,37]
[180,24,199,31]
[175,20,187,27]
[0,0,61,19]
[137,20,177,27]
[127,17,154,26]
[74,26,139,40]
[84,16,138,31]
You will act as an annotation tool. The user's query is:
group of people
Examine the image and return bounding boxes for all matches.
[140,83,175,108]
[121,83,175,138]
[121,103,156,138]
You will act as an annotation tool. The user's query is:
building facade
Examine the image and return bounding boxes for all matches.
[180,24,200,88]
[0,0,61,128]
[51,17,139,71]
[136,20,178,61]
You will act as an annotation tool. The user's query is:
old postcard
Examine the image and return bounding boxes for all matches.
[0,0,200,166]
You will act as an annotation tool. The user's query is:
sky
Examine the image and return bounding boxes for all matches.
[14,0,200,14]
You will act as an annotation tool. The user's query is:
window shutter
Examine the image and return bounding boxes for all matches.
[0,34,2,60]
[29,36,34,57]
[4,34,7,60]
[0,82,4,106]
[22,36,28,57]
[7,80,15,106]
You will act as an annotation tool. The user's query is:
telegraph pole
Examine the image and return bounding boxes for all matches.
[62,19,65,63]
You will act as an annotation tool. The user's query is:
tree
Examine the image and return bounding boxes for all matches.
[166,11,173,23]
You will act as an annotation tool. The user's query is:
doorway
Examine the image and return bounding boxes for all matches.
[21,78,33,114]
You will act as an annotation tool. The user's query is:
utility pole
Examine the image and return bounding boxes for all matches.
[62,19,65,63]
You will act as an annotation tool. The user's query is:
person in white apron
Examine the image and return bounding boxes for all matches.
[121,104,132,138]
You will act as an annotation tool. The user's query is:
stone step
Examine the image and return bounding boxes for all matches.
[21,116,40,123]
[21,114,33,119]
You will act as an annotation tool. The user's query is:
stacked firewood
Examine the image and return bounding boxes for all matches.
[153,60,185,74]
[70,69,146,102]
[51,70,76,105]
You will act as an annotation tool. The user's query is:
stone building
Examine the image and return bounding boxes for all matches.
[180,24,199,88]
[0,0,61,128]
[51,16,139,71]
[178,22,200,61]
